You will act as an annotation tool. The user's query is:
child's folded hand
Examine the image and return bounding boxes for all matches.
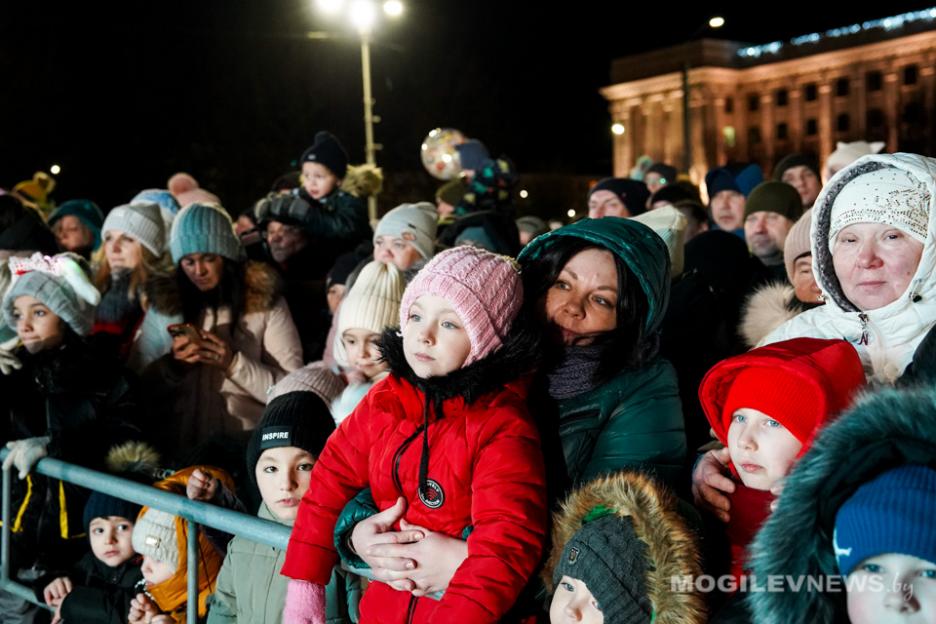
[186,468,219,502]
[129,592,160,624]
[42,576,72,607]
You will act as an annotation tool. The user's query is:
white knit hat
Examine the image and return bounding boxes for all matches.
[630,205,687,277]
[828,166,930,252]
[131,508,179,570]
[102,203,165,256]
[373,202,438,260]
[334,260,404,367]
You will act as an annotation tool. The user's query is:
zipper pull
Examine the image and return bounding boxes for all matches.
[858,313,870,346]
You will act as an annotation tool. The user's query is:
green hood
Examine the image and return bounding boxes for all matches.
[518,217,671,334]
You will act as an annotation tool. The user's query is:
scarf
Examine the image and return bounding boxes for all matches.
[546,344,605,400]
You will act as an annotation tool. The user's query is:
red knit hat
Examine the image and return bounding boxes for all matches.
[700,338,865,457]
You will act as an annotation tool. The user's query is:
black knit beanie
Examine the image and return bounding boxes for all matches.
[246,391,336,486]
[300,131,349,179]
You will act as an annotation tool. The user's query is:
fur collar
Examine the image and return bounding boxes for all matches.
[143,261,281,316]
[746,386,936,623]
[543,471,707,624]
[739,283,800,348]
[377,324,541,407]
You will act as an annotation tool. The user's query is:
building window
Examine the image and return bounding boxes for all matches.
[867,71,883,91]
[748,94,760,112]
[904,64,919,85]
[837,113,850,132]
[804,83,818,101]
[725,97,734,113]
[836,77,850,97]
[806,118,818,135]
[775,89,788,107]
[776,122,789,140]
[748,126,762,144]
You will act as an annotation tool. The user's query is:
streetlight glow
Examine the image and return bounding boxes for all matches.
[611,122,625,136]
[709,16,725,28]
[317,0,344,14]
[50,164,61,175]
[349,0,377,33]
[383,0,403,17]
[567,209,576,218]
[519,190,529,199]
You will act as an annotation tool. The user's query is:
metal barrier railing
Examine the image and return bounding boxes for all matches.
[0,449,291,624]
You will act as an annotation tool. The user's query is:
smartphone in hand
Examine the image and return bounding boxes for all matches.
[167,323,202,344]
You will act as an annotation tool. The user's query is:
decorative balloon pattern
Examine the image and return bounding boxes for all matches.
[420,128,466,180]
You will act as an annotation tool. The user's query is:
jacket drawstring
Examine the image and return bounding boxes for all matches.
[418,393,432,500]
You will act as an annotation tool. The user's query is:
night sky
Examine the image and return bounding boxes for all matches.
[2,2,934,216]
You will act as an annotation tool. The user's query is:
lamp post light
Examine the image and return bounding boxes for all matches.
[683,15,724,176]
[313,0,402,221]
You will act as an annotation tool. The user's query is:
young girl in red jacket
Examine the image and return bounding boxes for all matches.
[281,246,548,623]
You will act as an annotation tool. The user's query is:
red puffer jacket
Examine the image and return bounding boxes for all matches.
[282,329,548,623]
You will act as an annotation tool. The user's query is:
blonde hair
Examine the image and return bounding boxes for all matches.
[93,241,172,303]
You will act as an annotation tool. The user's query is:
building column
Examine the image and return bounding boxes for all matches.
[819,82,834,164]
[884,70,899,151]
[922,65,936,155]
[789,88,803,152]
[760,91,774,171]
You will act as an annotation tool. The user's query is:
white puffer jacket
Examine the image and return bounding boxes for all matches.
[762,152,936,383]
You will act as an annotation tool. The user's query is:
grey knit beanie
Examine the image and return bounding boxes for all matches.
[102,203,165,256]
[553,513,653,624]
[2,252,101,336]
[169,203,242,264]
[374,203,438,260]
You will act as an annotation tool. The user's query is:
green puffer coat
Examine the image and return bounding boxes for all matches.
[519,217,687,489]
[207,503,359,624]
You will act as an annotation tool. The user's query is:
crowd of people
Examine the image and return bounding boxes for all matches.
[0,131,933,624]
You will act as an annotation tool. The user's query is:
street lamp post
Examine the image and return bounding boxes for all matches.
[314,0,402,222]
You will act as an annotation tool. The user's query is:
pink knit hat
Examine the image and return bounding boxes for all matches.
[400,246,522,366]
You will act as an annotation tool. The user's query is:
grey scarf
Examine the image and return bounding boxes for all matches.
[546,344,604,400]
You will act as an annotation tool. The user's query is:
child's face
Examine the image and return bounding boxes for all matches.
[846,553,936,624]
[88,516,136,568]
[403,295,471,378]
[255,447,315,522]
[301,162,339,200]
[141,555,176,585]
[103,230,143,272]
[549,576,604,624]
[341,328,387,380]
[727,408,803,491]
[54,216,93,252]
[12,295,65,354]
[374,235,423,272]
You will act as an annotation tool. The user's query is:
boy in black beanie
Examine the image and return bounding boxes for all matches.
[207,390,354,623]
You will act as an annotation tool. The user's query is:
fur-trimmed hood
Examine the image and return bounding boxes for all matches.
[740,282,800,348]
[746,385,936,623]
[377,323,541,408]
[544,471,707,624]
[340,163,383,199]
[144,260,282,316]
[762,153,936,382]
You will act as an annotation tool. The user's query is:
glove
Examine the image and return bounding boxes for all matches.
[0,336,21,375]
[282,579,326,624]
[3,436,51,480]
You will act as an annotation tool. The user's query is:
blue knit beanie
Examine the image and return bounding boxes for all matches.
[83,491,142,530]
[455,140,491,171]
[705,163,764,199]
[834,464,936,576]
[169,203,242,264]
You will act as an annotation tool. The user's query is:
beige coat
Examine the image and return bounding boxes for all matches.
[154,262,303,447]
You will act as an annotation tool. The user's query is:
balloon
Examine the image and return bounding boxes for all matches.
[420,128,466,180]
